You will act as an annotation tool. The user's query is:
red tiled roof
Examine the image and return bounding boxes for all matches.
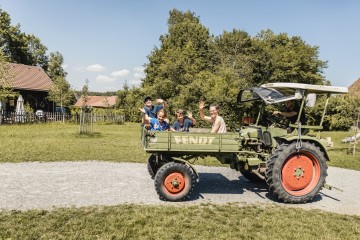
[74,96,117,108]
[349,78,360,96]
[5,63,53,91]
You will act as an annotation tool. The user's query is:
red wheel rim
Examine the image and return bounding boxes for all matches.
[281,152,320,196]
[162,172,187,194]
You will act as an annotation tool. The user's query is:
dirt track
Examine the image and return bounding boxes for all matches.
[0,161,359,215]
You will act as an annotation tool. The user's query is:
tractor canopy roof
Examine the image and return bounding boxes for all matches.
[238,82,348,104]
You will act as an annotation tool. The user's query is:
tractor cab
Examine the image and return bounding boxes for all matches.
[237,82,348,135]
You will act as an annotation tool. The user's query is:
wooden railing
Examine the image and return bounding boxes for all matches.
[0,111,125,125]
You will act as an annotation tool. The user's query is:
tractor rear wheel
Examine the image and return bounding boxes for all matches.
[154,162,195,201]
[266,142,327,203]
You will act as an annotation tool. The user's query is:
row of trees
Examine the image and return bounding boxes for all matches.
[1,8,358,129]
[0,8,73,109]
[116,9,358,130]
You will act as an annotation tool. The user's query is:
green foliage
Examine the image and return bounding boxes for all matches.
[254,30,327,85]
[46,51,67,80]
[0,8,48,69]
[116,83,144,122]
[141,10,330,128]
[24,102,33,113]
[306,95,360,131]
[47,76,74,108]
[143,10,214,101]
[80,79,90,108]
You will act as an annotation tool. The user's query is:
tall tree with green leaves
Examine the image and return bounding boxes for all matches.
[254,30,328,85]
[143,9,215,103]
[0,8,48,69]
[47,51,67,80]
[47,51,74,112]
[47,76,74,112]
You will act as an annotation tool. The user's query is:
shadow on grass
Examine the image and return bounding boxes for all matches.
[75,132,102,138]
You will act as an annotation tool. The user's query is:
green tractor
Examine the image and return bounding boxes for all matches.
[141,83,348,203]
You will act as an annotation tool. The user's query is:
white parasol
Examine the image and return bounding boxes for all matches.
[15,95,25,122]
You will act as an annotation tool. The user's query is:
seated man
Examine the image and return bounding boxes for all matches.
[172,109,196,132]
[273,100,306,132]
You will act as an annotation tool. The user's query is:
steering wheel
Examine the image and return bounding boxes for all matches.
[267,115,288,129]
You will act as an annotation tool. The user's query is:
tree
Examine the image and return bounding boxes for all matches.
[47,51,66,80]
[47,76,74,111]
[143,9,215,101]
[254,30,327,85]
[81,79,90,108]
[47,51,74,116]
[0,8,48,69]
[306,95,360,131]
[116,81,143,122]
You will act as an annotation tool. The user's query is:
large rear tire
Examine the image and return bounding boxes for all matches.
[266,142,327,203]
[154,162,195,201]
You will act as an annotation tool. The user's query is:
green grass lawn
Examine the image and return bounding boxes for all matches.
[0,204,359,239]
[319,131,360,170]
[1,123,359,238]
[0,122,359,170]
[0,122,147,163]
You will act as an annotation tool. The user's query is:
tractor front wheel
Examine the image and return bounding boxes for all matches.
[154,162,195,201]
[147,154,158,179]
[266,142,327,203]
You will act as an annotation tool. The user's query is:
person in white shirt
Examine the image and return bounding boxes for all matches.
[199,101,227,133]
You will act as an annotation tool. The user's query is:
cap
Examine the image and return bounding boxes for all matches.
[143,96,152,103]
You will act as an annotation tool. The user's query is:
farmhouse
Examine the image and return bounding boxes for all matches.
[349,77,360,97]
[1,63,54,112]
[74,96,117,108]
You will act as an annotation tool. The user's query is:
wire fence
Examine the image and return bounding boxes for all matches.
[0,111,125,125]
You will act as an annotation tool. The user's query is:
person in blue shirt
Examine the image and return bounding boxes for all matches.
[142,96,168,119]
[172,109,196,132]
[141,108,173,131]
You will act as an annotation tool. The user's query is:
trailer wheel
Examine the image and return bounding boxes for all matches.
[266,142,327,203]
[147,154,158,179]
[154,162,195,201]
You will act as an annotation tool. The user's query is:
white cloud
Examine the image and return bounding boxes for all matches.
[73,65,86,72]
[133,66,145,79]
[129,78,142,86]
[134,72,145,78]
[111,69,130,77]
[96,75,115,83]
[133,66,145,72]
[87,64,106,72]
[62,64,68,69]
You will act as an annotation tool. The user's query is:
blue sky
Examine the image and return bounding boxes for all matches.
[1,0,359,92]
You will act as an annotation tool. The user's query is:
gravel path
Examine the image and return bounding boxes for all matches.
[0,161,359,215]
